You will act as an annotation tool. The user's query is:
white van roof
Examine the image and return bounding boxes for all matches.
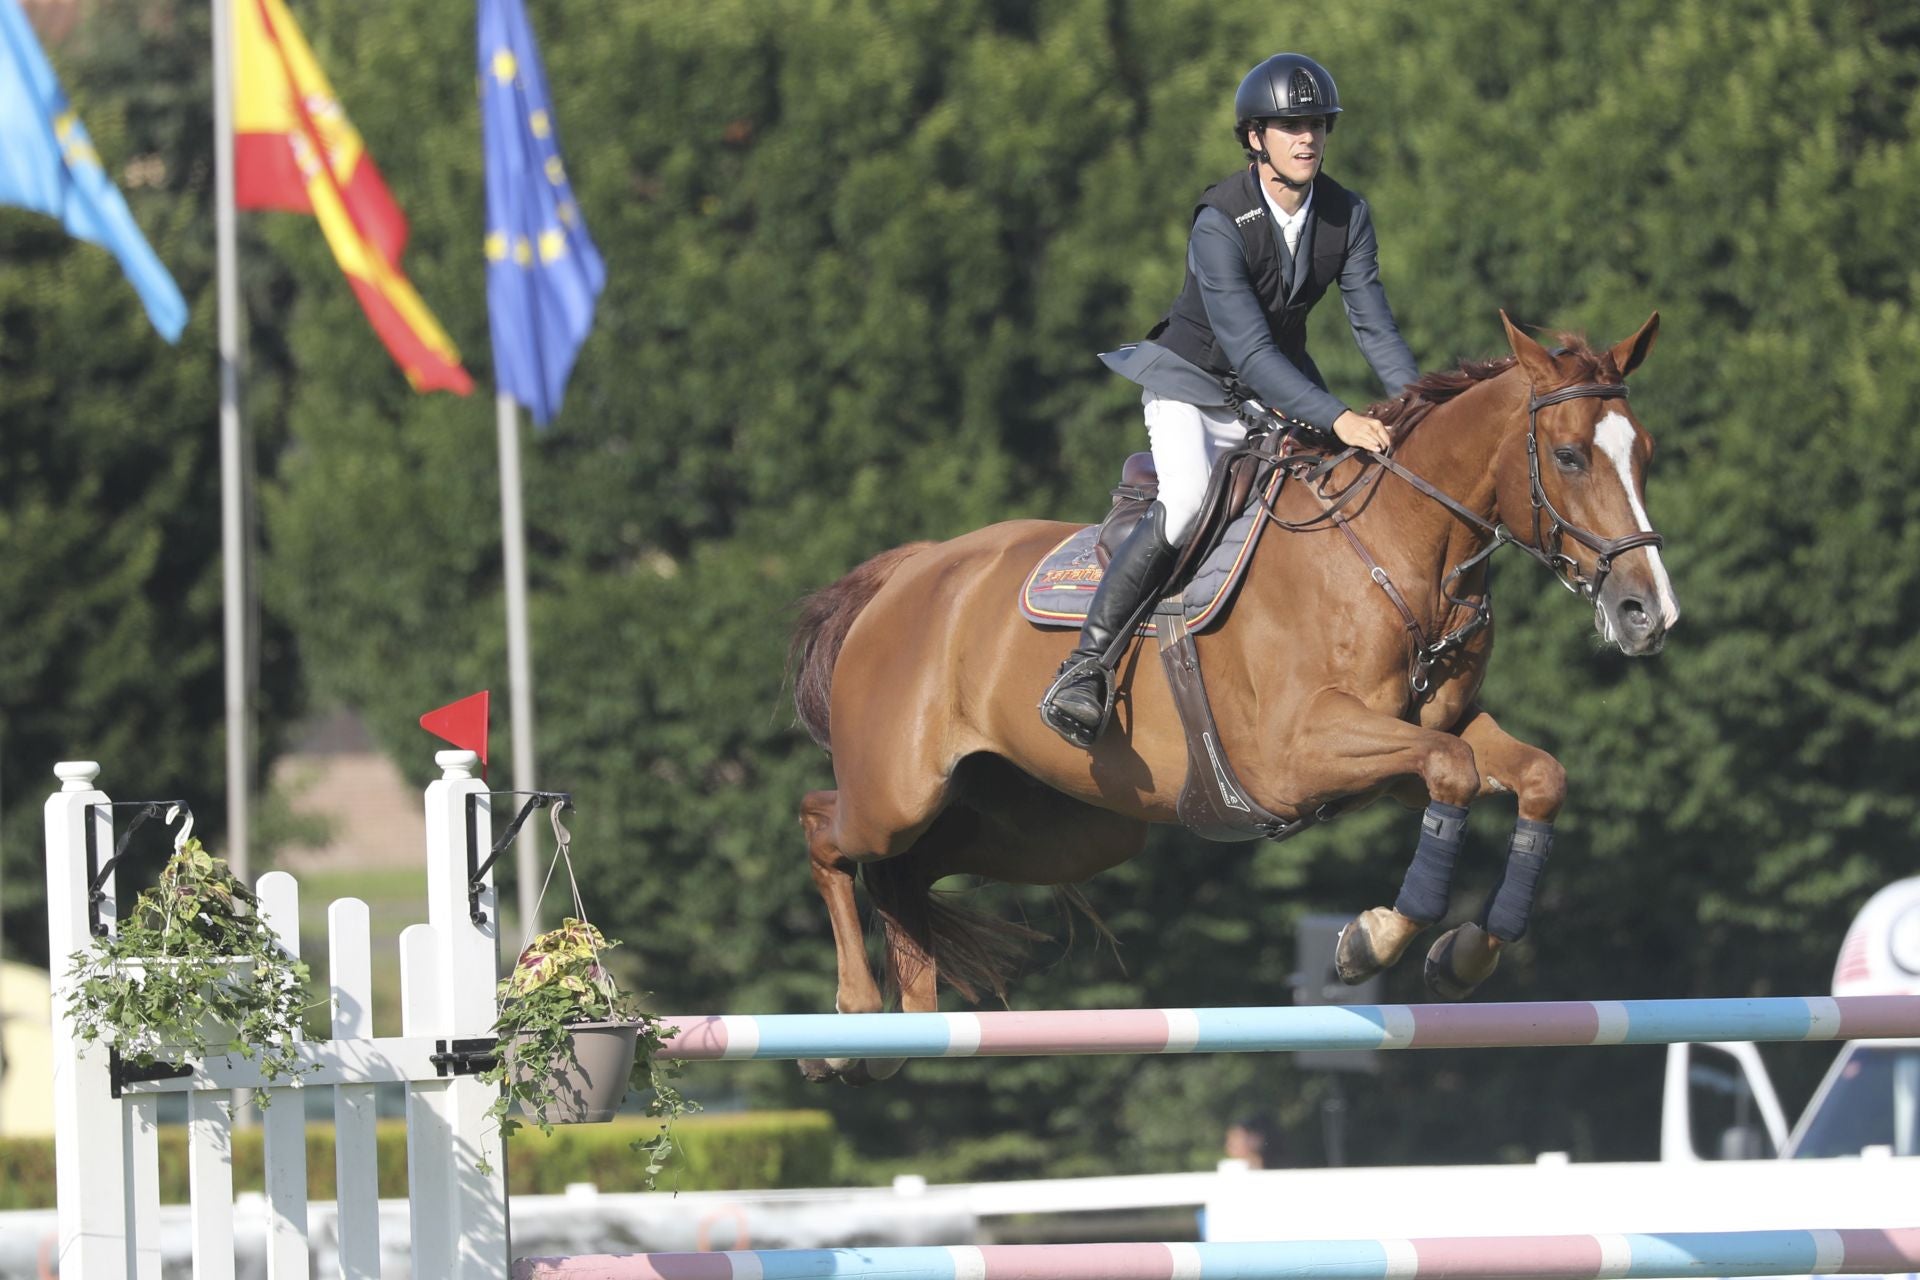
[1831,875,1920,997]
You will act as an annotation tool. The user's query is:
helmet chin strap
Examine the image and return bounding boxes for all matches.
[1250,125,1311,192]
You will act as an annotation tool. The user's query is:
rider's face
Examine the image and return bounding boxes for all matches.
[1252,116,1327,188]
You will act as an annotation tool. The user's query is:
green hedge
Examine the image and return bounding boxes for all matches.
[0,1109,839,1208]
[508,1110,842,1194]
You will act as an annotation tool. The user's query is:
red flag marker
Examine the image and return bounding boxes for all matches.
[420,691,490,772]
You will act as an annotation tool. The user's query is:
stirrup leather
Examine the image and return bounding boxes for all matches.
[1038,657,1116,748]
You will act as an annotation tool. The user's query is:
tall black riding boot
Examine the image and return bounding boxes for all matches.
[1039,503,1181,749]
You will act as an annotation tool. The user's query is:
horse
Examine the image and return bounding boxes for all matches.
[787,311,1676,1084]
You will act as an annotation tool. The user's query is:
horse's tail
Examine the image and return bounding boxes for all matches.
[788,542,932,752]
[862,853,1048,1007]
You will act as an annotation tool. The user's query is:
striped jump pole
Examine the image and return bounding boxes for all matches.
[515,1228,1920,1280]
[659,994,1920,1062]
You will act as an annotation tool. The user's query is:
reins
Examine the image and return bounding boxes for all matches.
[1243,380,1663,697]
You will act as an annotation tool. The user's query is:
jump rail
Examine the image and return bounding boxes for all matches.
[659,994,1920,1061]
[48,754,1920,1280]
[514,1228,1920,1280]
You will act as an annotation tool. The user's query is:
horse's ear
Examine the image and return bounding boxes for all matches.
[1607,312,1660,379]
[1499,310,1559,389]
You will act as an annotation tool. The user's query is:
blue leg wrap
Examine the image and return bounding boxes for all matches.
[1393,801,1470,924]
[1483,818,1555,942]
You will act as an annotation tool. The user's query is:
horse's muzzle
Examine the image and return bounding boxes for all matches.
[1596,573,1674,656]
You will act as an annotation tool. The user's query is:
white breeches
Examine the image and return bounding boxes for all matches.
[1143,391,1251,546]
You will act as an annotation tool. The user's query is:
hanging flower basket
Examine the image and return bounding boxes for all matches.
[110,955,256,1058]
[507,1017,640,1124]
[479,800,693,1185]
[64,828,310,1095]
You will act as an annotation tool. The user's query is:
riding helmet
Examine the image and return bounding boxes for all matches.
[1234,53,1341,133]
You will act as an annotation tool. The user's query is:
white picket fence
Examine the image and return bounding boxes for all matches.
[45,751,511,1280]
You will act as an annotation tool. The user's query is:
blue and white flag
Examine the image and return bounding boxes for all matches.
[0,0,187,342]
[480,0,605,425]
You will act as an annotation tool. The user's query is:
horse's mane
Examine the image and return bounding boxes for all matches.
[1366,334,1612,440]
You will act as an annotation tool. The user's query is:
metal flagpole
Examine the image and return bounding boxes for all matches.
[497,390,541,935]
[212,0,250,883]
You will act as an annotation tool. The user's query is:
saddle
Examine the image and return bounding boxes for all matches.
[1095,444,1275,590]
[1023,424,1347,844]
[1019,449,1284,637]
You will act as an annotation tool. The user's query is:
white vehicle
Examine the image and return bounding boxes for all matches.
[1662,876,1920,1162]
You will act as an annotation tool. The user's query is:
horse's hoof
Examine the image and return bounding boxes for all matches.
[1424,923,1501,1001]
[797,1058,840,1084]
[1334,919,1382,985]
[837,1057,905,1087]
[1335,907,1423,984]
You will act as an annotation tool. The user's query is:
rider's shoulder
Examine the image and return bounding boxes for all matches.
[1311,171,1361,215]
[1193,167,1263,218]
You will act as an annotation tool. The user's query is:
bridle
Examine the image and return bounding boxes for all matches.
[1520,382,1664,601]
[1242,379,1664,695]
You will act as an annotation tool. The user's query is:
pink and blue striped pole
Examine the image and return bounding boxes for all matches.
[660,995,1920,1061]
[515,1228,1920,1280]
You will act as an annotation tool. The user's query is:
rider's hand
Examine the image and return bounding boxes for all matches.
[1332,410,1393,453]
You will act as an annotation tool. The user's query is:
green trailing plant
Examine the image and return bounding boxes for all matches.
[64,837,312,1098]
[481,917,694,1185]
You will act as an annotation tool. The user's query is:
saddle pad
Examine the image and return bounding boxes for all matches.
[1018,473,1279,635]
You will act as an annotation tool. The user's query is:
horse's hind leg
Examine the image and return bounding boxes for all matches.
[797,790,886,1083]
[1424,708,1567,1000]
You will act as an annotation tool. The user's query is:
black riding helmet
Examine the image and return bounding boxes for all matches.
[1234,52,1341,150]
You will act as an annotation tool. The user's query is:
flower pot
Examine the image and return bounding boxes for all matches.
[509,1019,640,1124]
[112,956,255,1059]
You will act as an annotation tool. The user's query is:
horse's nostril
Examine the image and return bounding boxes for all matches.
[1621,599,1653,632]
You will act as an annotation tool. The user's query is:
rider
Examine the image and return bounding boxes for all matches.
[1040,52,1423,750]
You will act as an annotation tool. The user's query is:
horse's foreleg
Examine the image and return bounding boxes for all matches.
[1286,693,1483,985]
[798,790,886,1083]
[1425,708,1568,1000]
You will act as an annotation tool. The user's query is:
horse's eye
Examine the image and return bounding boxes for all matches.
[1553,446,1584,471]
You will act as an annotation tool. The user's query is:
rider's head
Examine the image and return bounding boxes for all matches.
[1235,53,1341,190]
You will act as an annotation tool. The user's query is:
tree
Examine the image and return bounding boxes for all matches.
[0,0,302,960]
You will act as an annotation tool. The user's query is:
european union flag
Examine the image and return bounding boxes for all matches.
[480,0,605,426]
[0,0,186,342]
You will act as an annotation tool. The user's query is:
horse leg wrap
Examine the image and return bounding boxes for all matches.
[1393,801,1470,925]
[1483,818,1554,942]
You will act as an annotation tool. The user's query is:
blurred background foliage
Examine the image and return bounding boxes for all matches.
[3,0,1918,1178]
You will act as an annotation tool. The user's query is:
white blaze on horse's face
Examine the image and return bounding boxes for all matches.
[1594,413,1680,629]
[1571,406,1678,655]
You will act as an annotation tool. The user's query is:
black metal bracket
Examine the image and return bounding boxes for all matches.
[108,1046,193,1099]
[84,800,193,938]
[431,1037,500,1077]
[464,790,573,926]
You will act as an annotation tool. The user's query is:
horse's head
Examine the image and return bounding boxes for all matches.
[1498,311,1679,656]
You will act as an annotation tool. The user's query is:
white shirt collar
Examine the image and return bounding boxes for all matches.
[1259,180,1313,254]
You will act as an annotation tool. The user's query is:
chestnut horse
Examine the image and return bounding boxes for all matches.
[789,313,1677,1084]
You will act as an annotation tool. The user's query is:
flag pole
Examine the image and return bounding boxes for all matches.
[497,389,541,936]
[212,0,250,883]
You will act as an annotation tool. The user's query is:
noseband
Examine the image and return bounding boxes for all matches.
[1525,382,1665,601]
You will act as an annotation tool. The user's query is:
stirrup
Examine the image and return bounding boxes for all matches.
[1038,657,1116,749]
